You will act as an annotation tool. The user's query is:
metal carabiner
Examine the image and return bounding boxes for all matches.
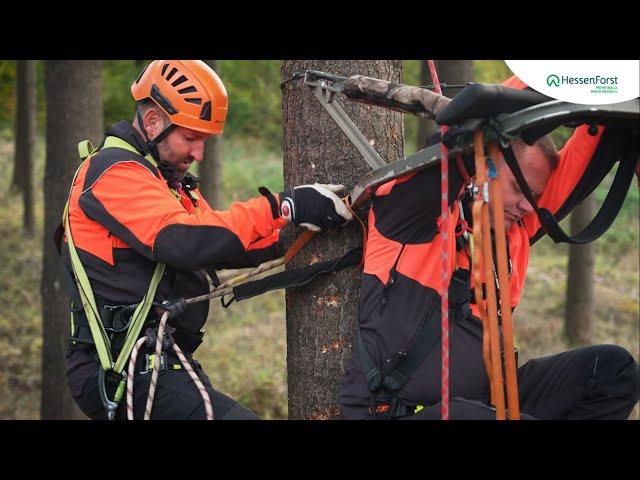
[98,368,126,420]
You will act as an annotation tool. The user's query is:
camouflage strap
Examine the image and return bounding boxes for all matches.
[303,70,452,119]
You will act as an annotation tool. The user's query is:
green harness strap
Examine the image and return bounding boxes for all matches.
[64,136,165,374]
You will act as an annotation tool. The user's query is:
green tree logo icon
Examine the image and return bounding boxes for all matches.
[547,74,560,87]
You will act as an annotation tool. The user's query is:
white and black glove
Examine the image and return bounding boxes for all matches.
[279,183,353,232]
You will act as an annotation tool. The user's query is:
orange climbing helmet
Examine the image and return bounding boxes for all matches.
[131,60,228,135]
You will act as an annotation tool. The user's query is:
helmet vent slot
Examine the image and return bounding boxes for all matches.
[172,75,188,87]
[199,101,211,121]
[135,64,149,84]
[178,86,198,94]
[165,67,178,81]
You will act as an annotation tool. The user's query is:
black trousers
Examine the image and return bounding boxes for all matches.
[67,348,258,420]
[342,344,639,420]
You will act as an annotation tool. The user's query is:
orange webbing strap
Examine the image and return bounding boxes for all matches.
[456,153,472,186]
[472,131,506,420]
[284,230,316,264]
[283,195,367,267]
[471,195,493,406]
[488,143,520,419]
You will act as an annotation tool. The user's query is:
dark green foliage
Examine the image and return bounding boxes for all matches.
[0,61,16,133]
[217,60,282,152]
[102,60,140,129]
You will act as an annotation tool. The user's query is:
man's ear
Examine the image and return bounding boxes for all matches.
[143,107,165,140]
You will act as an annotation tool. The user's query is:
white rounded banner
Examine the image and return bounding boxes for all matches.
[504,60,639,105]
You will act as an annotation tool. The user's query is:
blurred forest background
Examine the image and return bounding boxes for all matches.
[0,60,637,419]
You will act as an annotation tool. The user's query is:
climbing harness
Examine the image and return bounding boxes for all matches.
[59,137,213,420]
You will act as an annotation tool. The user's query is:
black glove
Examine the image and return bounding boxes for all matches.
[279,183,353,232]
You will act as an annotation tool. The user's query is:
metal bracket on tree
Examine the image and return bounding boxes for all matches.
[304,71,386,170]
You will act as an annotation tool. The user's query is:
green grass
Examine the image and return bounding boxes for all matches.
[0,134,43,418]
[0,203,43,419]
[0,133,637,420]
[198,288,287,419]
[218,140,283,207]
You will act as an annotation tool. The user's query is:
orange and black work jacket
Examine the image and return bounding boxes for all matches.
[63,121,287,354]
[339,123,609,410]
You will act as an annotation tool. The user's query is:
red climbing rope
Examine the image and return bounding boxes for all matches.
[427,60,450,420]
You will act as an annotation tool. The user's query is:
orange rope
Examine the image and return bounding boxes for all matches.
[284,230,316,264]
[488,143,520,419]
[284,196,367,267]
[471,199,494,397]
[472,131,506,420]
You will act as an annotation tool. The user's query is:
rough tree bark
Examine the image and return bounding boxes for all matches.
[41,60,103,419]
[282,60,403,419]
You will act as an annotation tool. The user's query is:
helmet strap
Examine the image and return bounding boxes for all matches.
[156,161,182,190]
[136,108,177,164]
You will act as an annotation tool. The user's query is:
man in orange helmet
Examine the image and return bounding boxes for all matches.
[61,60,353,420]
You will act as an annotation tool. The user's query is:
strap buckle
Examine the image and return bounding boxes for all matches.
[101,304,135,334]
[140,352,168,375]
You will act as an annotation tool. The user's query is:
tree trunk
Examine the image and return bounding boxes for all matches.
[41,60,103,420]
[11,61,24,193]
[282,60,404,419]
[199,60,223,209]
[565,193,596,345]
[416,60,474,150]
[13,60,37,233]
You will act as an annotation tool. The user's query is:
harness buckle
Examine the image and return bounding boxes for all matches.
[101,304,136,334]
[140,352,168,375]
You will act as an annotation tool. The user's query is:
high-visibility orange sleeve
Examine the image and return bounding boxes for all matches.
[522,125,604,238]
[78,160,287,270]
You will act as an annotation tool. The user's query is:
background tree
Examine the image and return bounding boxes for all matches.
[565,193,596,344]
[282,60,404,419]
[198,60,223,209]
[41,60,103,420]
[12,60,37,233]
[416,60,473,150]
